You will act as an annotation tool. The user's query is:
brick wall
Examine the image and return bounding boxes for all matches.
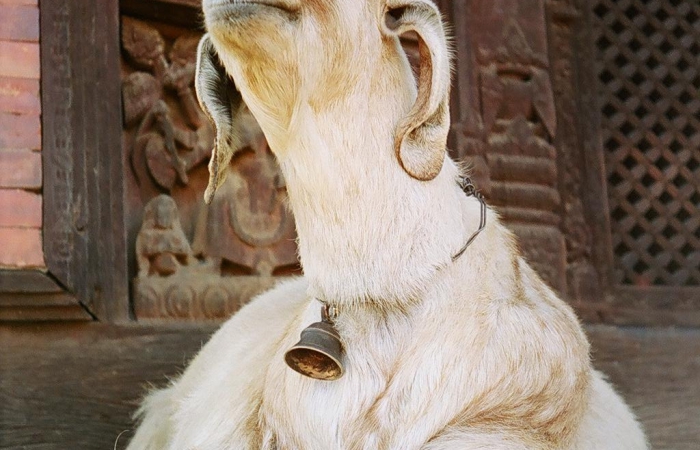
[0,0,44,267]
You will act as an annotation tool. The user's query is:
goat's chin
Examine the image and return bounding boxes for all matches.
[205,2,298,27]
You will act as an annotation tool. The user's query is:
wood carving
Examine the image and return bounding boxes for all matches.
[545,0,603,307]
[136,195,198,277]
[122,17,298,321]
[460,0,566,291]
[122,18,211,191]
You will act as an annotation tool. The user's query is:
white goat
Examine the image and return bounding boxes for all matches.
[127,0,648,449]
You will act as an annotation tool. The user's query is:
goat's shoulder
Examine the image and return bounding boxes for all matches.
[459,255,592,446]
[177,276,310,391]
[413,233,592,447]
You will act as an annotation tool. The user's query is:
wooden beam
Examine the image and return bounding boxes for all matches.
[120,0,204,29]
[41,0,130,322]
[0,270,92,321]
[0,304,93,321]
[605,286,700,327]
[0,323,697,448]
[0,269,63,293]
[571,286,700,327]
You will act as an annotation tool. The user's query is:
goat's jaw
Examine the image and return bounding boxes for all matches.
[205,0,299,22]
[202,0,303,152]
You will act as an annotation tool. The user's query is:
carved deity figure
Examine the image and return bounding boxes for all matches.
[136,195,196,277]
[191,108,298,277]
[122,17,214,192]
[123,17,298,279]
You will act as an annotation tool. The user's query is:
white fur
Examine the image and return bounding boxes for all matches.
[127,0,648,448]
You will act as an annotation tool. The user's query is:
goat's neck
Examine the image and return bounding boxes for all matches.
[275,98,484,311]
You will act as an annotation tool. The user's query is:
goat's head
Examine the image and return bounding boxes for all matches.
[196,0,452,202]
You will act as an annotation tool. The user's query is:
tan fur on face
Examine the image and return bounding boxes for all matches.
[127,1,648,449]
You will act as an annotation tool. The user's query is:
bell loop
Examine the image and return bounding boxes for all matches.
[321,303,339,324]
[458,176,477,196]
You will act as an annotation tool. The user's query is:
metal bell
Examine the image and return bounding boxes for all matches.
[284,304,345,381]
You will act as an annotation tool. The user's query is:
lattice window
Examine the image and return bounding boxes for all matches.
[593,0,700,286]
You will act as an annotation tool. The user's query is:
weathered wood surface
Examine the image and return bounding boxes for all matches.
[0,323,698,449]
[39,0,129,322]
[0,271,91,322]
[2,0,132,323]
[587,325,700,450]
[0,323,215,449]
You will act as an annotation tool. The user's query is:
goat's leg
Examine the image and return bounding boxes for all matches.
[126,387,177,450]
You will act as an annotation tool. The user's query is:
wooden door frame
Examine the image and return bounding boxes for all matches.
[0,0,129,322]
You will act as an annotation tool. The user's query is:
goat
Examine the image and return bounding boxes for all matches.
[127,0,648,448]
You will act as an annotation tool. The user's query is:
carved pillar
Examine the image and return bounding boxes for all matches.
[546,0,603,308]
[451,0,567,292]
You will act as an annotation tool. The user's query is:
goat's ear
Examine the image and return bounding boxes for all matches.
[195,34,244,204]
[384,1,451,181]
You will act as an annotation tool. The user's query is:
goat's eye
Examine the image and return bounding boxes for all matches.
[385,6,407,30]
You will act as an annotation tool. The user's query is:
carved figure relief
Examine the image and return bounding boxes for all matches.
[136,195,198,277]
[122,17,298,320]
[122,18,212,191]
[191,119,298,277]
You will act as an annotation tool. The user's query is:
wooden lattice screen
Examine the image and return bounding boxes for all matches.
[592,0,700,286]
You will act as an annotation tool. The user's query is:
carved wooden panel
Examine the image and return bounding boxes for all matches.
[592,0,700,286]
[121,16,299,321]
[119,17,298,320]
[448,0,568,292]
[119,9,438,321]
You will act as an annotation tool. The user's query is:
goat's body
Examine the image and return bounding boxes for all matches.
[128,2,647,448]
[128,229,646,450]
